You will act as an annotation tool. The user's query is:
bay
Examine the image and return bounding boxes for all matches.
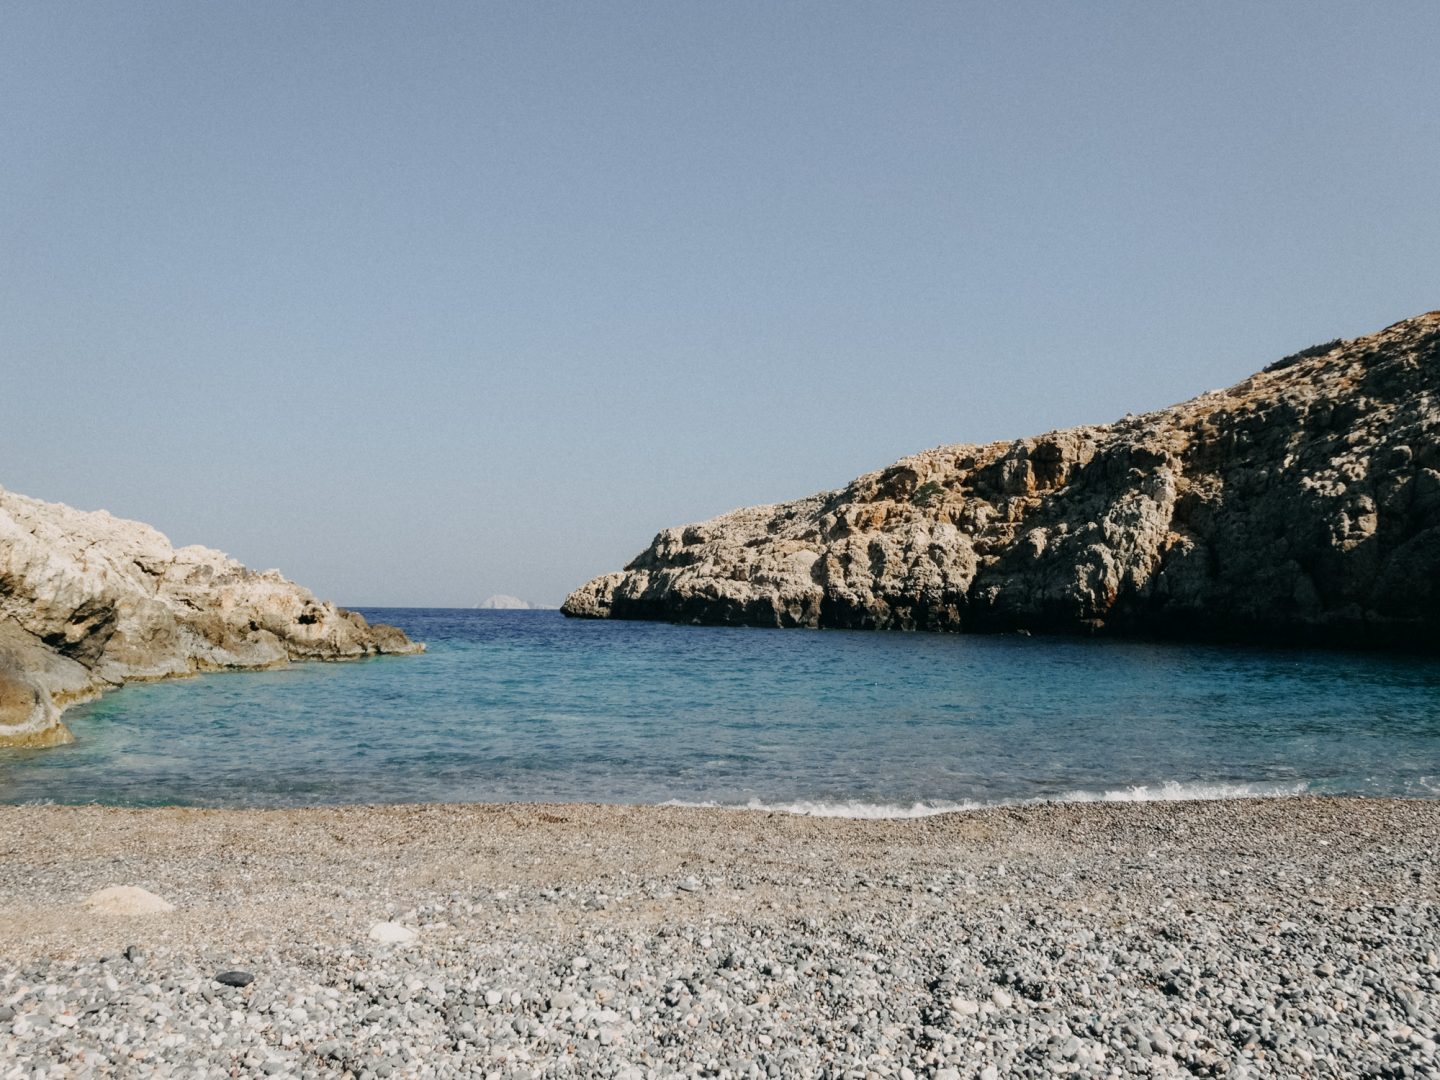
[2,608,1437,812]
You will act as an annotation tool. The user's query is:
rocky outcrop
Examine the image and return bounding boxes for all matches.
[0,488,422,747]
[565,311,1440,650]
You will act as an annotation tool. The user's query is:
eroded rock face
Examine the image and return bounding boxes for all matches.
[565,311,1440,649]
[0,489,422,746]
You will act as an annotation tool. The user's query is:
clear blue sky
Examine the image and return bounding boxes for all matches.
[3,3,1437,607]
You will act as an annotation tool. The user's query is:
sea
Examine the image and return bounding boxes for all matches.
[2,608,1438,814]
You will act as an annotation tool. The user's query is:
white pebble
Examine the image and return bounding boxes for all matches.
[368,922,418,944]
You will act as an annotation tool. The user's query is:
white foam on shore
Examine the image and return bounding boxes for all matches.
[663,798,988,819]
[663,780,1315,819]
[1053,779,1313,804]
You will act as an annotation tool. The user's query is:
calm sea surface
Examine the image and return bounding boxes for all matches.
[2,609,1438,813]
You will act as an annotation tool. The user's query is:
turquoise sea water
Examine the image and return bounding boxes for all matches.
[2,609,1438,812]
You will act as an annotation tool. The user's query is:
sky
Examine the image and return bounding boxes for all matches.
[2,3,1437,608]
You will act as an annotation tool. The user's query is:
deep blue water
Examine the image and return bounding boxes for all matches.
[2,609,1438,812]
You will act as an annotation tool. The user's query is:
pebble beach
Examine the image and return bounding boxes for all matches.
[1,797,1436,1079]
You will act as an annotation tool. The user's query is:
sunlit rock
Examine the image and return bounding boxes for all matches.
[565,311,1440,650]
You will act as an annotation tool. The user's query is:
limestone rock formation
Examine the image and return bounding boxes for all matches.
[0,488,422,747]
[564,311,1440,650]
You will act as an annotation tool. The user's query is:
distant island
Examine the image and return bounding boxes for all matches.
[475,594,533,610]
[565,311,1440,650]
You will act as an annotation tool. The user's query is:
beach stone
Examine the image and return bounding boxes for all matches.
[214,971,254,988]
[84,886,174,915]
[368,922,418,945]
[0,797,1436,1080]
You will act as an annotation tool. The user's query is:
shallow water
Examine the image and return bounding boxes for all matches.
[2,609,1438,812]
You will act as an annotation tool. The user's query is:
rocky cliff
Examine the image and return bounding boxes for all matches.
[0,488,422,747]
[564,311,1440,650]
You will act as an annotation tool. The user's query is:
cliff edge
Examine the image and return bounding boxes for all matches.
[0,489,422,747]
[564,311,1440,649]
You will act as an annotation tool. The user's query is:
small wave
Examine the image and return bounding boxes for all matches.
[662,798,986,819]
[662,780,1314,819]
[1052,779,1313,803]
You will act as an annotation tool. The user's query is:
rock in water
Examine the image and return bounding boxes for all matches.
[84,886,175,915]
[564,311,1440,650]
[0,488,423,746]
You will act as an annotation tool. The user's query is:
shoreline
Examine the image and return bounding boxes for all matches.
[0,775,1415,817]
[2,796,1436,1077]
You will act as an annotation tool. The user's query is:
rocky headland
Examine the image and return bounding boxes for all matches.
[0,487,421,748]
[565,311,1440,648]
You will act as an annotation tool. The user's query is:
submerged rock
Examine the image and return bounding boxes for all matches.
[0,487,422,746]
[565,311,1440,649]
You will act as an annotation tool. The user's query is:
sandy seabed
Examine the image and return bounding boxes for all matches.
[0,798,1436,1078]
